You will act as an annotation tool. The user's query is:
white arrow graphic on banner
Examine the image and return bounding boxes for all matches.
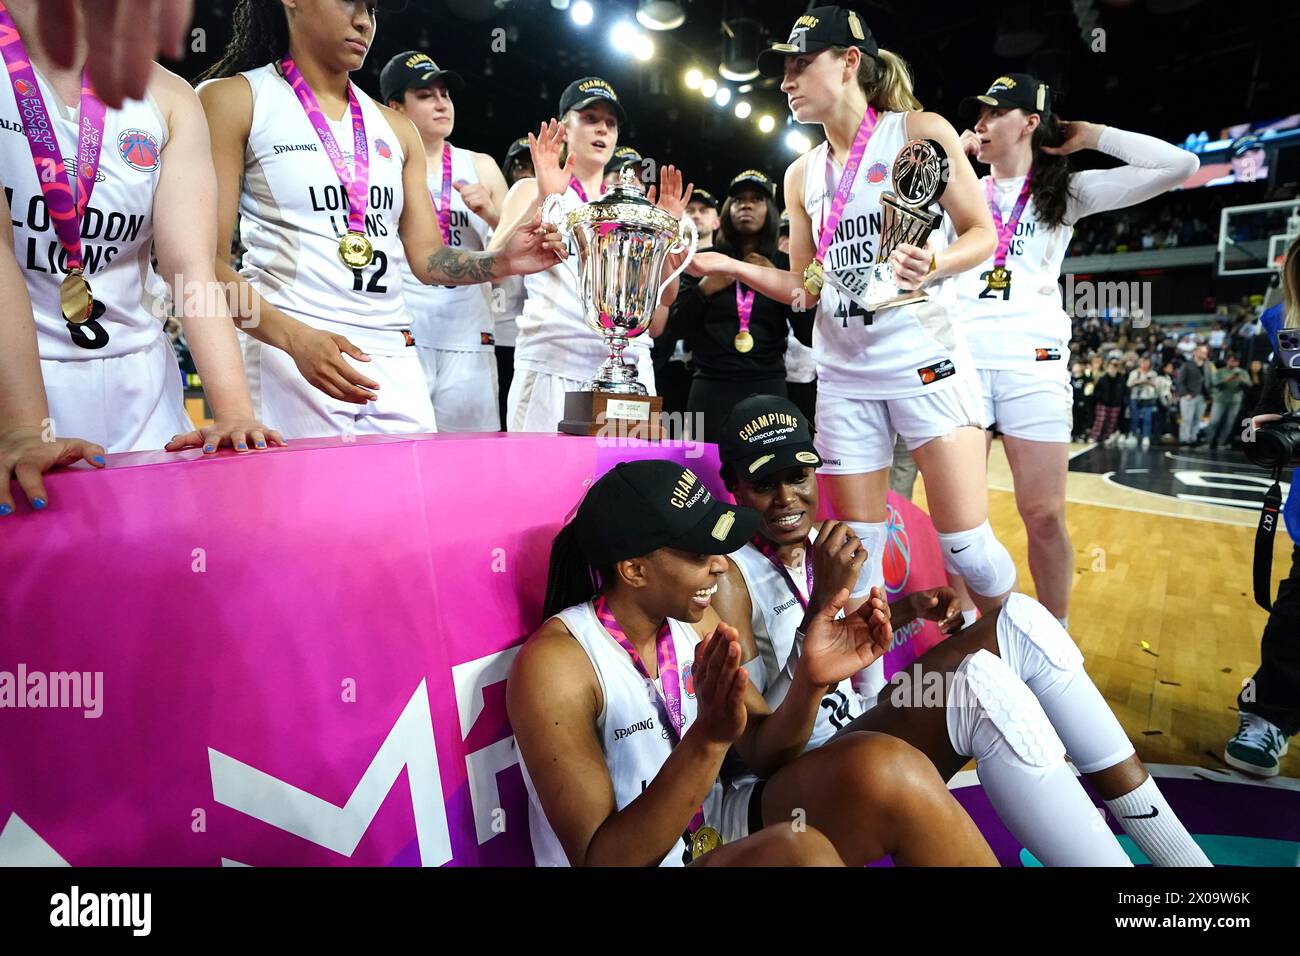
[0,812,70,866]
[209,679,452,865]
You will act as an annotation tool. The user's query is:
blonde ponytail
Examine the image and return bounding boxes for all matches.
[832,46,922,113]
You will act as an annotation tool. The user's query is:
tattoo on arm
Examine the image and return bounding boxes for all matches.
[426,247,499,285]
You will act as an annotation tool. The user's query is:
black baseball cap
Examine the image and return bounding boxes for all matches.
[558,76,626,125]
[687,189,719,210]
[757,6,879,78]
[959,73,1052,122]
[719,396,823,482]
[729,169,776,200]
[574,460,759,565]
[380,51,464,105]
[604,145,643,175]
[778,209,790,234]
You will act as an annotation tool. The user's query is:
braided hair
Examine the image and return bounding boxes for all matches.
[197,0,291,81]
[542,520,615,620]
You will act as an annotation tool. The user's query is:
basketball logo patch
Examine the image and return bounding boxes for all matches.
[118,129,160,172]
[375,138,393,160]
[866,161,888,184]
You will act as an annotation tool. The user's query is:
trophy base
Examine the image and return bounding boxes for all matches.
[559,391,664,438]
[866,289,931,312]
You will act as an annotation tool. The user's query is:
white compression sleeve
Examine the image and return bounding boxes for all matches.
[1066,126,1200,223]
[945,651,1132,866]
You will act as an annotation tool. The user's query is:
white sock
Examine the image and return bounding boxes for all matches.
[1104,777,1211,867]
[844,521,887,599]
[944,651,1131,866]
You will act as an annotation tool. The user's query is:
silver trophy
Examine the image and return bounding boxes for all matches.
[835,138,948,313]
[542,166,697,396]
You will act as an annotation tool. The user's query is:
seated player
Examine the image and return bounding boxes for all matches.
[713,394,1211,866]
[508,458,998,866]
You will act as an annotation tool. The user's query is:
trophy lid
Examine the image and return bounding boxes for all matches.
[565,166,681,234]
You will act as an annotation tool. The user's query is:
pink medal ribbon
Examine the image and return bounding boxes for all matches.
[0,1,106,323]
[431,143,452,246]
[279,57,372,267]
[750,535,814,611]
[568,175,607,203]
[985,173,1031,285]
[592,594,706,837]
[733,281,755,351]
[811,106,877,271]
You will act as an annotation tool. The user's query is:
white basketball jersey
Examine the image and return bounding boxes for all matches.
[400,143,494,352]
[943,174,1073,370]
[803,111,971,399]
[730,532,863,752]
[492,274,524,348]
[518,601,724,867]
[0,67,168,360]
[514,184,652,381]
[237,64,408,350]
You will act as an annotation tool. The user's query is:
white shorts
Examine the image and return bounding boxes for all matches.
[978,367,1073,444]
[813,372,985,475]
[507,357,657,433]
[41,333,193,453]
[417,347,499,433]
[242,333,436,440]
[718,777,762,845]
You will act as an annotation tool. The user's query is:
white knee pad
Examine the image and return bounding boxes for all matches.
[996,593,1084,676]
[937,521,1017,599]
[845,521,887,599]
[946,650,1065,769]
[996,593,1136,774]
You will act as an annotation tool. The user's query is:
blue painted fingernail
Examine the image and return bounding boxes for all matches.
[236,442,247,451]
[256,440,266,448]
[204,445,215,453]
[32,498,47,510]
[93,455,106,465]
[0,504,11,516]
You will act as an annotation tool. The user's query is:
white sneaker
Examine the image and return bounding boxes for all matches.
[1141,436,1150,451]
[1105,433,1119,447]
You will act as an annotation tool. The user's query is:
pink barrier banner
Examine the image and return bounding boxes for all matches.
[0,435,948,866]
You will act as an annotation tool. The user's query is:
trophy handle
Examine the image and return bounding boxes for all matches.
[657,216,697,304]
[540,193,581,286]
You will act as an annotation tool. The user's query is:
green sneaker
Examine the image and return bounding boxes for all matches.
[1225,712,1290,777]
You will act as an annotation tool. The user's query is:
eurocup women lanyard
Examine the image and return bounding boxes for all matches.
[734,283,755,353]
[802,106,876,296]
[750,535,814,611]
[984,174,1031,294]
[592,594,708,841]
[568,176,606,202]
[431,143,452,246]
[0,2,104,324]
[279,57,374,271]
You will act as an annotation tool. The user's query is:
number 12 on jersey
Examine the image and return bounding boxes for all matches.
[351,250,389,294]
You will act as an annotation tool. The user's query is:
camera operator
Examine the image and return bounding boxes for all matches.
[1228,237,1300,776]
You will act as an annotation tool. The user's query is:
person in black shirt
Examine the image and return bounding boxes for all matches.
[665,171,811,444]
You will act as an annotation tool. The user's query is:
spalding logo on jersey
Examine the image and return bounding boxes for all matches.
[883,502,911,598]
[375,138,393,160]
[866,161,888,184]
[118,129,160,172]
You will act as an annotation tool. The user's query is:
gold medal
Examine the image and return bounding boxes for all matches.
[734,330,754,353]
[690,825,723,861]
[802,260,824,296]
[339,231,375,270]
[988,266,1010,291]
[60,270,94,324]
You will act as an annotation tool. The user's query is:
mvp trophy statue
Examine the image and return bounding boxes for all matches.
[542,167,697,437]
[828,138,950,314]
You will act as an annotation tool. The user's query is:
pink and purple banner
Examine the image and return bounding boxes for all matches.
[0,435,949,866]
